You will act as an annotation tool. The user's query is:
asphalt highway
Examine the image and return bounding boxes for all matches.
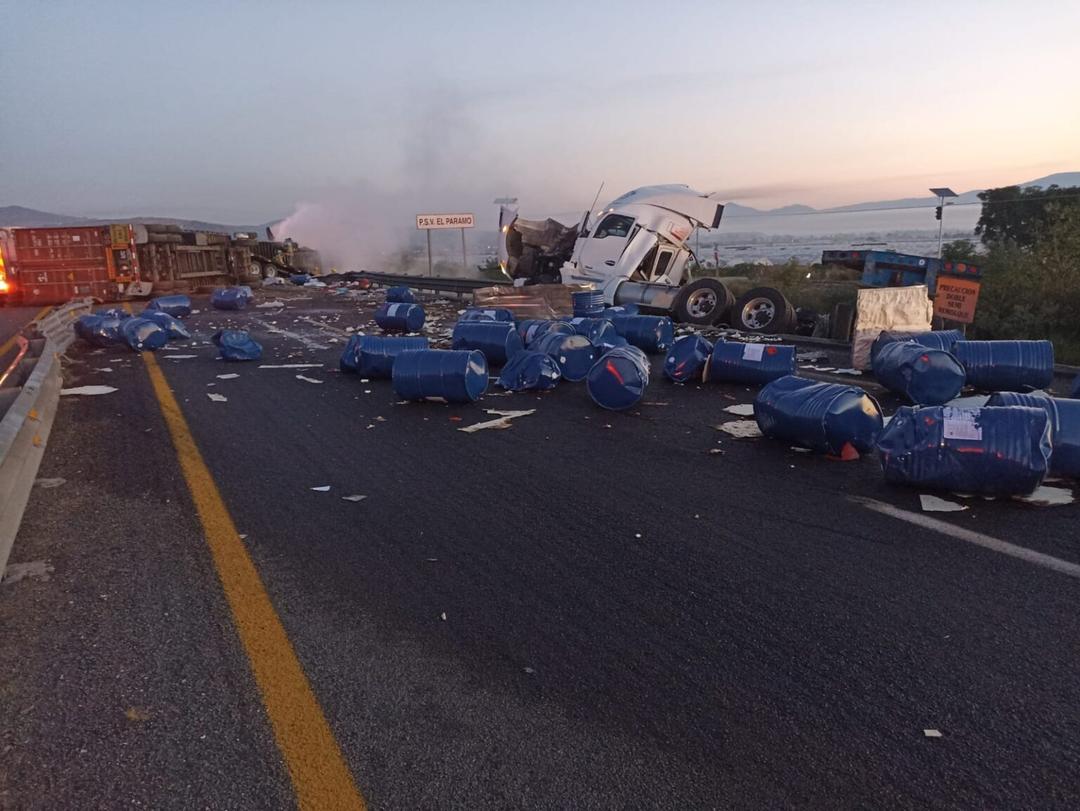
[2,287,1078,809]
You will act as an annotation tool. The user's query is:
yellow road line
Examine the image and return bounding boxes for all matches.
[0,305,53,359]
[141,351,366,811]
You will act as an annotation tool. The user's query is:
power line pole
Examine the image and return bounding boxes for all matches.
[930,187,958,259]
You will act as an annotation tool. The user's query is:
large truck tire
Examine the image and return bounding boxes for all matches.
[672,279,734,325]
[732,287,796,334]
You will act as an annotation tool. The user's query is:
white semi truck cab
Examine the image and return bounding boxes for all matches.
[499,185,796,332]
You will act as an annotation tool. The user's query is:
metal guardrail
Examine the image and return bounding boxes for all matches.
[0,299,92,579]
[352,270,512,296]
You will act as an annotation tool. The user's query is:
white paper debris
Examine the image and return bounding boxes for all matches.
[295,375,323,384]
[923,729,943,738]
[459,409,536,433]
[94,367,114,373]
[258,363,324,369]
[723,403,755,417]
[34,477,67,488]
[207,393,228,402]
[61,386,118,396]
[216,373,239,380]
[310,485,331,492]
[341,494,367,502]
[1016,486,1075,506]
[164,354,197,359]
[919,494,969,512]
[716,420,762,439]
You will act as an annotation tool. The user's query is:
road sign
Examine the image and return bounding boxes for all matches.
[416,213,475,230]
[934,276,981,324]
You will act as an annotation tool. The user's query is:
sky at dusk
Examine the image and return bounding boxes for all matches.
[2,0,1078,225]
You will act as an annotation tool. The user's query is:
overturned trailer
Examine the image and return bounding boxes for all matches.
[498,185,797,333]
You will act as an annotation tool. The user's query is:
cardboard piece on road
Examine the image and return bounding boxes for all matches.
[850,285,934,370]
[473,283,592,321]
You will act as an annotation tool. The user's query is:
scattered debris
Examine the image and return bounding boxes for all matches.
[722,403,755,417]
[60,385,118,396]
[440,612,447,621]
[295,375,323,384]
[258,363,324,369]
[207,393,228,402]
[341,494,367,502]
[34,477,66,488]
[1016,486,1075,506]
[458,409,536,433]
[94,367,114,373]
[2,560,53,586]
[216,373,239,380]
[125,707,151,722]
[716,420,762,439]
[919,494,969,512]
[311,485,331,492]
[164,354,197,359]
[256,300,287,308]
[923,729,943,738]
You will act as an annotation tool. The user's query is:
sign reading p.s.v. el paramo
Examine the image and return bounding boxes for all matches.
[415,213,475,230]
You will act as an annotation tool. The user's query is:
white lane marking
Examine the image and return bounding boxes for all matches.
[851,496,1080,580]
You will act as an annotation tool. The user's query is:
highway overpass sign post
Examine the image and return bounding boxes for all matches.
[416,213,475,276]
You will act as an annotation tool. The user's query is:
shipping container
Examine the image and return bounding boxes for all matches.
[134,224,253,290]
[0,224,139,306]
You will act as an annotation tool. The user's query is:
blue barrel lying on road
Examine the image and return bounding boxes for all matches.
[290,273,310,285]
[569,317,618,345]
[385,286,416,303]
[586,345,651,411]
[375,302,426,333]
[533,332,597,382]
[876,405,1051,495]
[82,315,125,346]
[987,392,1080,478]
[96,308,131,321]
[870,329,963,365]
[755,375,884,455]
[572,289,605,317]
[119,317,168,353]
[518,319,574,347]
[452,320,524,366]
[664,335,714,383]
[144,294,192,318]
[212,329,263,361]
[340,335,429,376]
[459,307,515,323]
[74,314,103,343]
[952,340,1054,392]
[140,309,191,340]
[704,342,796,385]
[872,341,965,405]
[497,351,562,391]
[392,349,488,403]
[602,304,638,319]
[611,315,675,354]
[211,286,253,311]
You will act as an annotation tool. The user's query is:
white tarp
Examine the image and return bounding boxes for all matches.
[851,285,934,370]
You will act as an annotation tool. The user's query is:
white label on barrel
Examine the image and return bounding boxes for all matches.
[942,407,982,441]
[742,343,765,362]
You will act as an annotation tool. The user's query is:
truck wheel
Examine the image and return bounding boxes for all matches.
[732,287,796,334]
[260,263,279,279]
[672,279,734,325]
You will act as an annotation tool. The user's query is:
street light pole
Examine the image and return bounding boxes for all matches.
[929,187,958,259]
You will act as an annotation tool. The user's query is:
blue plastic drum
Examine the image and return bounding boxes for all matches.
[572,290,605,317]
[987,392,1080,478]
[870,329,963,365]
[451,321,524,366]
[602,304,639,319]
[704,342,796,385]
[392,349,488,403]
[876,405,1051,495]
[375,303,426,333]
[952,340,1054,392]
[587,345,651,411]
[119,317,168,353]
[533,332,597,382]
[518,319,574,347]
[385,286,416,303]
[872,341,965,405]
[140,309,191,340]
[497,351,561,391]
[340,335,429,377]
[663,335,714,383]
[144,294,192,318]
[459,307,515,323]
[611,315,675,354]
[213,329,263,361]
[211,286,252,311]
[569,317,618,345]
[755,375,883,455]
